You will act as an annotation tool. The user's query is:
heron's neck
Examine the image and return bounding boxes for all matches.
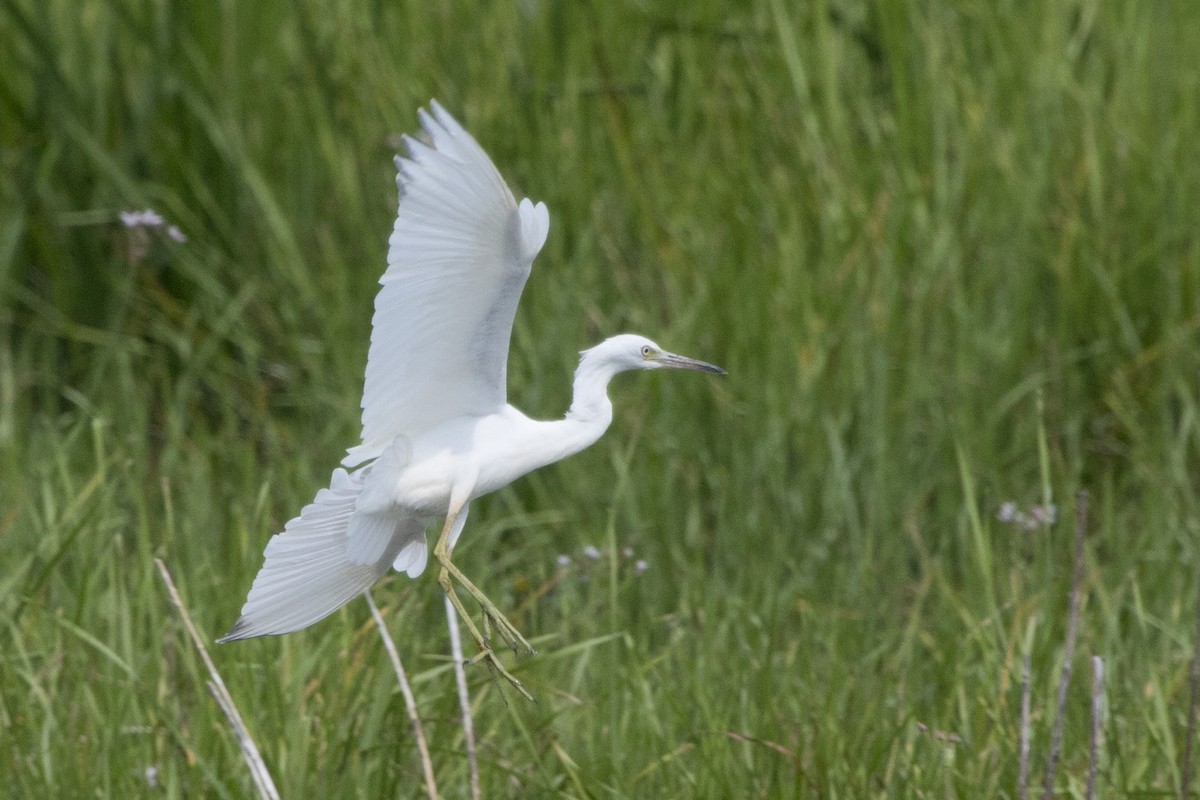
[566,357,617,430]
[505,356,615,476]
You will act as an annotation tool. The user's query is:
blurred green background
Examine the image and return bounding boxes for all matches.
[3,0,1199,797]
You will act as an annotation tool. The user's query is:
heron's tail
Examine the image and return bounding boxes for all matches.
[218,467,426,642]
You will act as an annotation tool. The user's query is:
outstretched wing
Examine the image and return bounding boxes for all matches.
[345,101,550,466]
[218,468,429,641]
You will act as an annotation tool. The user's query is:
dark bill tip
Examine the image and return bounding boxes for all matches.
[661,353,726,375]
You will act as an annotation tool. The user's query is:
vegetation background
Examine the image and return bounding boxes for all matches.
[3,0,1199,797]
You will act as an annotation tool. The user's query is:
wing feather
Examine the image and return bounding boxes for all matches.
[218,469,427,641]
[345,101,549,466]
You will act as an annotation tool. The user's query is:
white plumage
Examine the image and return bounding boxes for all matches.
[220,102,722,684]
[346,104,549,466]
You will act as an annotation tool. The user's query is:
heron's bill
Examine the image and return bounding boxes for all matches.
[660,352,726,375]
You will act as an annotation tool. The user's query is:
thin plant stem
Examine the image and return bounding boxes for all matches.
[1018,648,1032,800]
[155,559,280,800]
[445,594,482,800]
[365,591,439,800]
[1182,547,1200,800]
[1087,655,1103,800]
[1042,490,1088,800]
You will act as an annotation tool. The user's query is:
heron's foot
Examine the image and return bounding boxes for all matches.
[467,646,533,701]
[436,550,536,655]
[438,563,535,701]
[477,596,535,656]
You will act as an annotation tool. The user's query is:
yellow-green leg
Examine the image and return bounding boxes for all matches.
[434,506,534,700]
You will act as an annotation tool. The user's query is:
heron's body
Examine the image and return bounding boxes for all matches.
[378,338,627,509]
[220,102,722,694]
[366,401,608,518]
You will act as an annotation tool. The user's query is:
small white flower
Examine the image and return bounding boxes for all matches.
[143,766,159,788]
[581,545,601,560]
[997,501,1018,523]
[555,554,571,567]
[120,209,165,228]
[119,209,184,243]
[634,559,649,575]
[621,546,634,559]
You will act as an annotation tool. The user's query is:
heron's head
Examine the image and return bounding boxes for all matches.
[583,334,725,376]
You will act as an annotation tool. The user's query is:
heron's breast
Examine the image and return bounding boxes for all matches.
[386,410,570,511]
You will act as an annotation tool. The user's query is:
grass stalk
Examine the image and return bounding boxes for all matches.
[155,559,280,800]
[1018,647,1033,800]
[1182,551,1200,800]
[1041,490,1089,800]
[365,591,439,800]
[1087,655,1102,800]
[444,594,482,800]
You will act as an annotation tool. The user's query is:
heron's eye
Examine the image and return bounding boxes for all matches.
[641,345,653,358]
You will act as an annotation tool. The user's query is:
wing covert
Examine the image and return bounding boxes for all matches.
[345,101,550,466]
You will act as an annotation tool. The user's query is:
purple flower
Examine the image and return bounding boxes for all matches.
[1027,504,1056,527]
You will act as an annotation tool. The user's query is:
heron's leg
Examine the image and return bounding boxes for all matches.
[438,567,531,701]
[432,504,535,656]
[433,507,533,700]
[440,555,534,656]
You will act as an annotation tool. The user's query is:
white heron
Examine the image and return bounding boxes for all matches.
[219,101,724,695]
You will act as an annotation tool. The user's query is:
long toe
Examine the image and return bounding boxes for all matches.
[488,611,535,655]
[468,647,532,701]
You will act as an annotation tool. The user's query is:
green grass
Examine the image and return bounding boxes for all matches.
[3,0,1200,796]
